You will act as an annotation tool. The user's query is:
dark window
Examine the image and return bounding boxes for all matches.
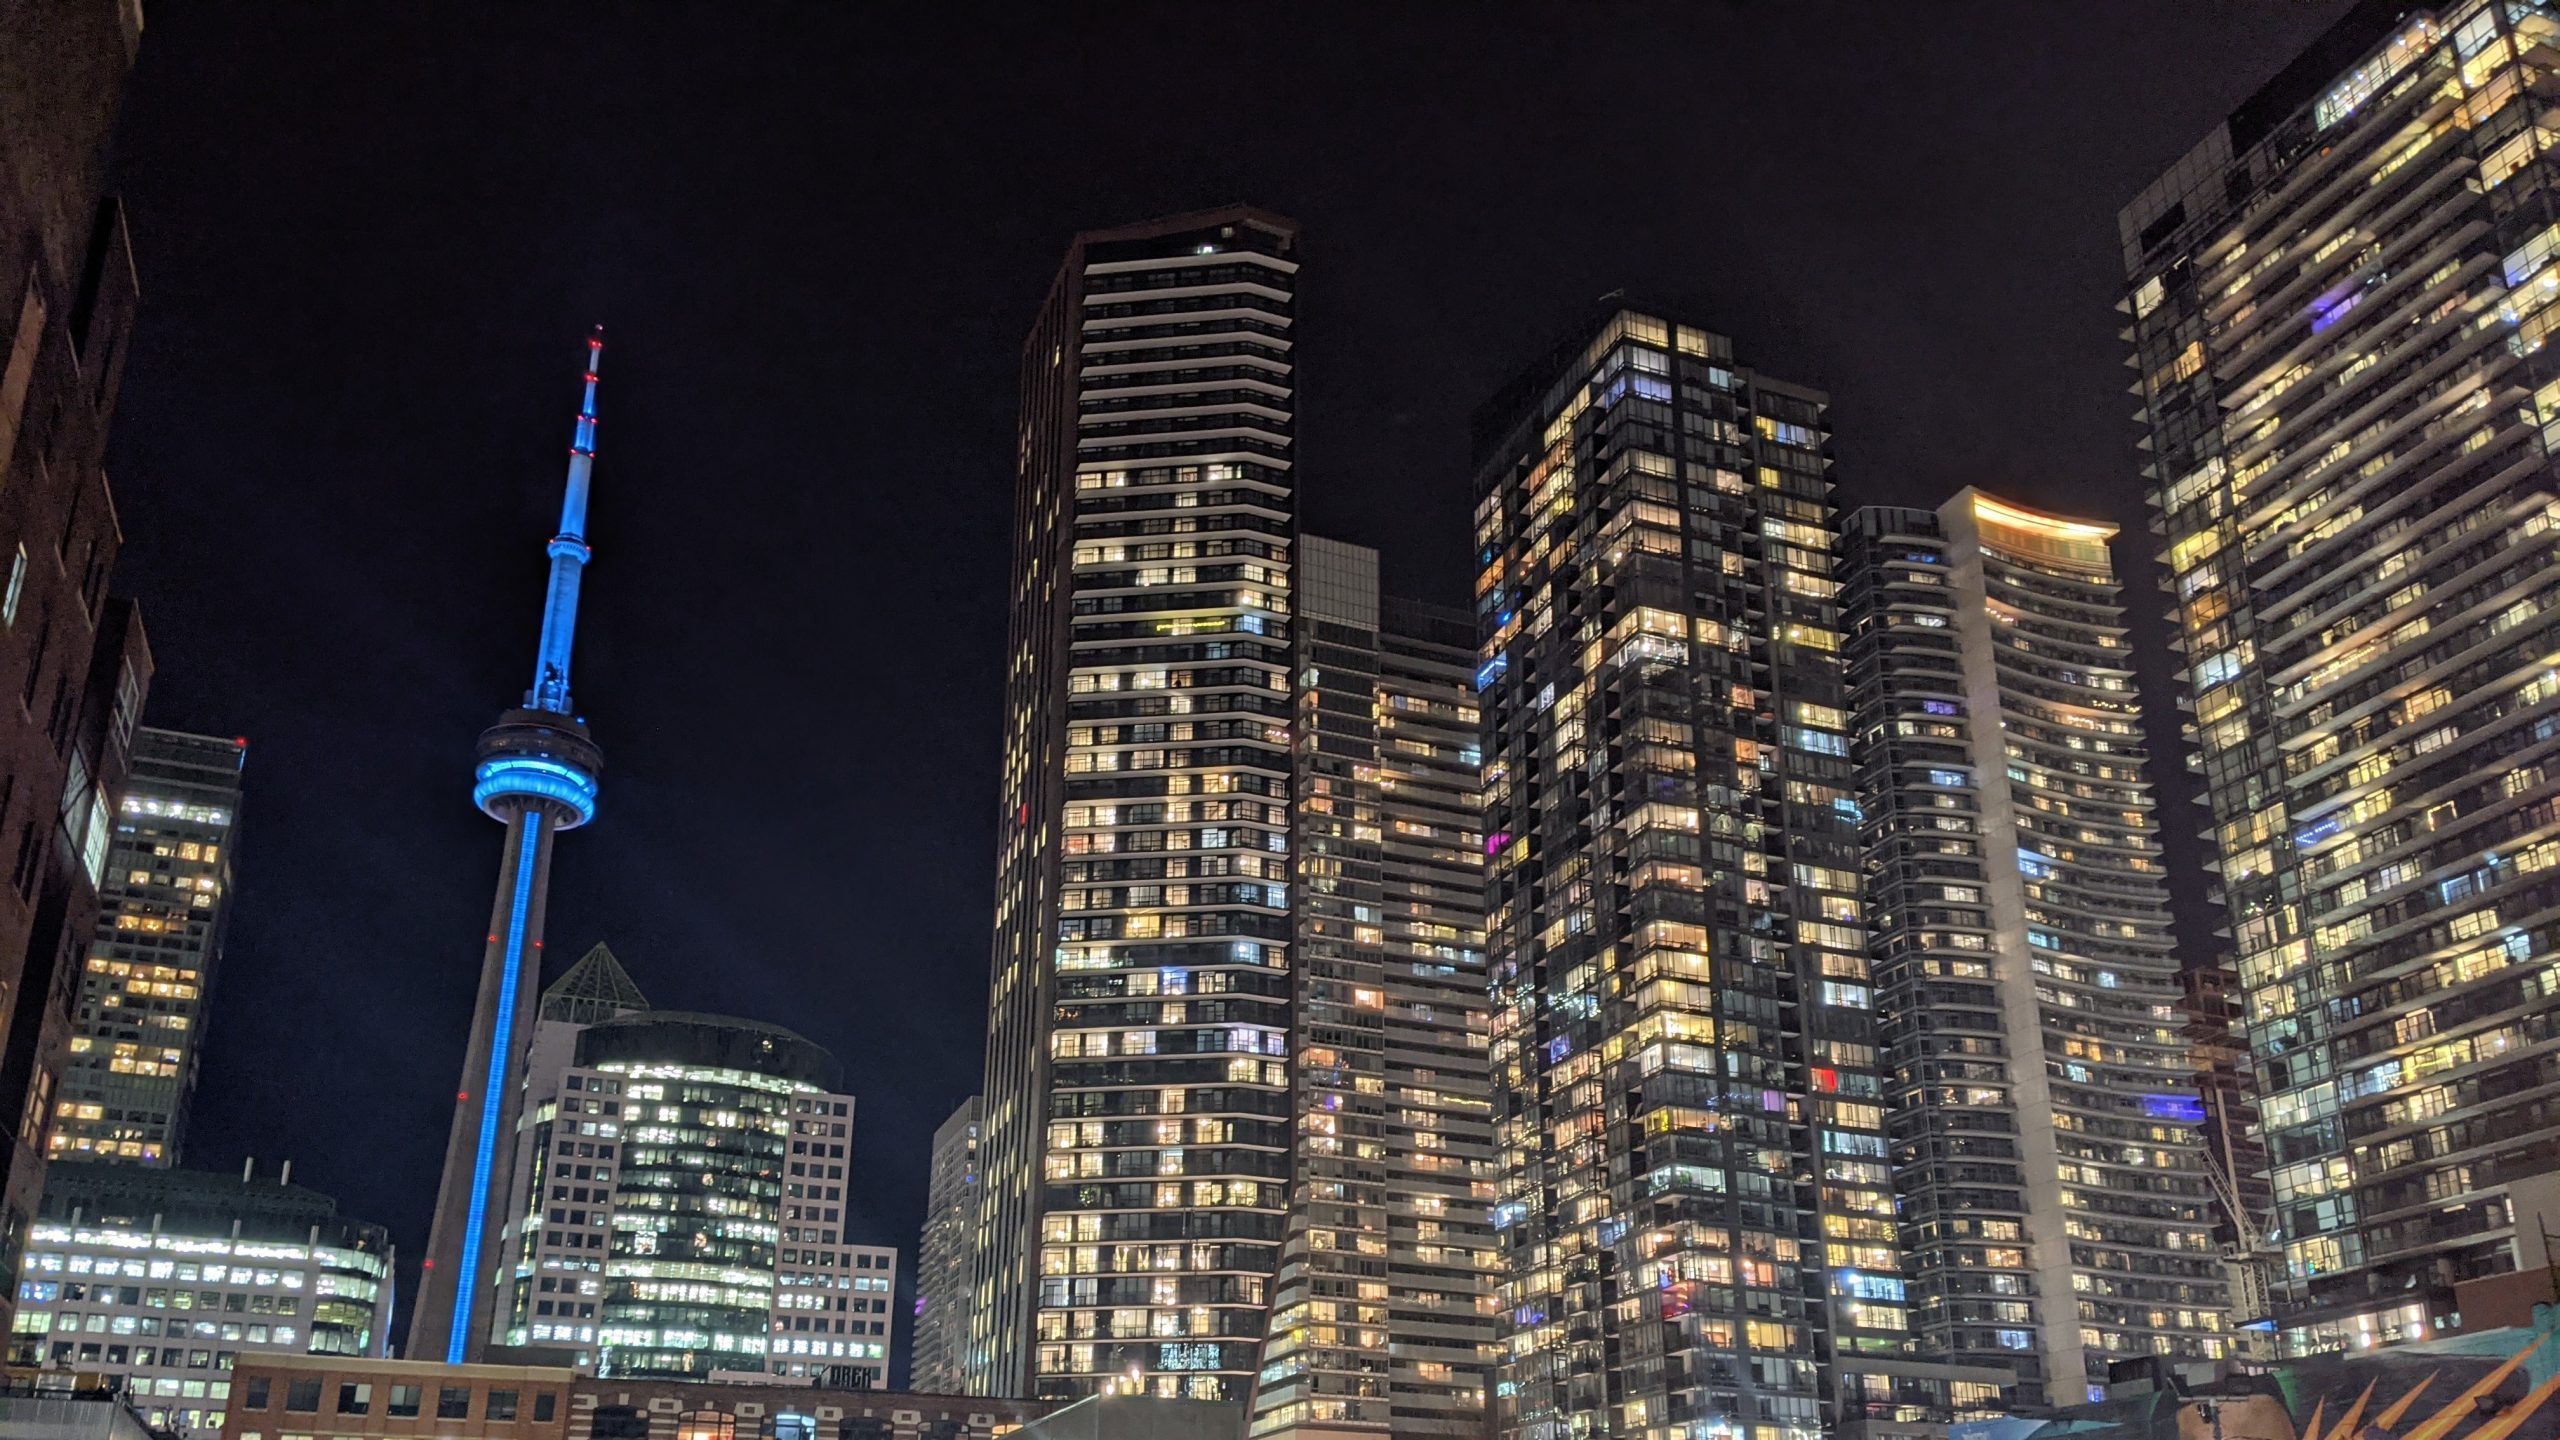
[593,1406,650,1440]
[241,1377,270,1411]
[284,1379,320,1414]
[20,603,48,706]
[438,1385,472,1419]
[487,1390,519,1422]
[12,818,38,898]
[389,1384,422,1418]
[534,1393,558,1423]
[336,1382,371,1415]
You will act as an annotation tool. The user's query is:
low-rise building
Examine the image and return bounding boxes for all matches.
[0,1379,176,1440]
[1012,1395,1239,1440]
[568,1376,1047,1440]
[767,1239,894,1387]
[222,1355,572,1440]
[216,1362,1053,1440]
[5,1163,392,1434]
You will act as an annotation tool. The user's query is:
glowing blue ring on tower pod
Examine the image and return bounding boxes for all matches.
[473,755,599,827]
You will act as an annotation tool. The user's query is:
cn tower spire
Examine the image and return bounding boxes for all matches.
[412,329,611,1366]
[529,326,602,713]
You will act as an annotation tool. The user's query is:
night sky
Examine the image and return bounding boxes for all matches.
[98,4,2353,1369]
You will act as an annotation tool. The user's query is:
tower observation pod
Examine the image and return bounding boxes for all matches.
[409,329,609,1364]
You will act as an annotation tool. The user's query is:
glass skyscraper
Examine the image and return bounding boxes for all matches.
[485,956,891,1385]
[508,1006,888,1383]
[54,727,246,1166]
[1840,493,2228,1406]
[1471,312,1913,1440]
[973,207,1300,1404]
[2124,0,2560,1354]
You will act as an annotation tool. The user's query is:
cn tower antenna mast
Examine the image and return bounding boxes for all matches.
[530,329,601,713]
[410,329,611,1363]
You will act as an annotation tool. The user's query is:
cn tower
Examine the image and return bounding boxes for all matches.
[410,330,609,1362]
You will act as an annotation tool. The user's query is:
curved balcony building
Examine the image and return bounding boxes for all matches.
[1843,492,2228,1406]
[2125,0,2560,1355]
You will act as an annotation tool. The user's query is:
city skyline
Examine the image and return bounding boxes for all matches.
[64,0,2375,1383]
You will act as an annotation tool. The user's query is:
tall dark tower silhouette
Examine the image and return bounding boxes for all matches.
[408,331,608,1362]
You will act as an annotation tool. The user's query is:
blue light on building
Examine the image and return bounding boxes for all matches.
[2140,1093,2208,1124]
[473,755,600,826]
[449,810,546,1363]
[411,330,613,1365]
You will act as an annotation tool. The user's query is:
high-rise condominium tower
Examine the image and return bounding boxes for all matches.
[1472,312,1917,1440]
[1839,494,2229,1406]
[0,0,155,1337]
[915,1095,983,1394]
[974,207,1299,1403]
[2124,0,2560,1353]
[55,728,245,1166]
[1250,538,1495,1440]
[412,332,610,1363]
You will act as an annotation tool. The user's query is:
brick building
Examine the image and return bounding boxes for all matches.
[0,0,157,1338]
[221,1358,1053,1440]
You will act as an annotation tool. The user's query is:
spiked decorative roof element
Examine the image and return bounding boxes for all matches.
[539,942,650,1025]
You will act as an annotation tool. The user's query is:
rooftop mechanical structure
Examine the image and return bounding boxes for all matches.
[409,329,609,1364]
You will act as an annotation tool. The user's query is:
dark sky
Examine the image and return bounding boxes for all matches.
[100,3,2352,1369]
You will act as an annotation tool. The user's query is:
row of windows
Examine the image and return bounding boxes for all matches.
[240,1376,558,1422]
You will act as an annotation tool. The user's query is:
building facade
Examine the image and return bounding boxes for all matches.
[492,945,648,1361]
[912,1097,980,1396]
[54,727,245,1166]
[494,1001,888,1387]
[1248,538,1495,1440]
[226,1359,1056,1440]
[413,332,611,1365]
[1364,595,1501,1440]
[2122,0,2560,1353]
[0,0,156,1340]
[1839,493,2230,1407]
[1471,311,1922,1440]
[973,207,1300,1403]
[567,1377,1043,1440]
[5,1159,393,1434]
[225,1354,576,1440]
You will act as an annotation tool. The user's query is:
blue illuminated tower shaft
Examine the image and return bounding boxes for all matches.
[408,331,607,1364]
